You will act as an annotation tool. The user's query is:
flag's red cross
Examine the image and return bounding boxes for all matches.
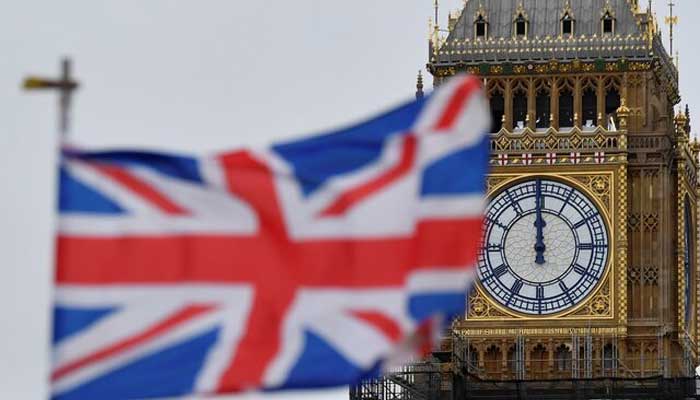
[54,79,483,392]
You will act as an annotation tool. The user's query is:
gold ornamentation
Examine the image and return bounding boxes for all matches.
[570,277,613,318]
[617,163,628,324]
[467,290,509,319]
[570,175,612,212]
[454,326,627,338]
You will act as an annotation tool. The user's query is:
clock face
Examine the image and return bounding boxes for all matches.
[477,179,609,316]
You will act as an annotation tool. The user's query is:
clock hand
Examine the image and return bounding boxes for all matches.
[534,179,547,265]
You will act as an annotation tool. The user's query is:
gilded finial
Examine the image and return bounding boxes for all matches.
[617,98,630,129]
[675,108,688,125]
[675,107,688,138]
[416,70,424,99]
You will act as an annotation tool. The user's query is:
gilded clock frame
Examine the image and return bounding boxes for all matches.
[465,167,626,326]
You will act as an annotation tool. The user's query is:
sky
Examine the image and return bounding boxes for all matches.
[0,1,696,399]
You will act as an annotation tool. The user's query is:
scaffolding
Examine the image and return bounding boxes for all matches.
[351,328,699,400]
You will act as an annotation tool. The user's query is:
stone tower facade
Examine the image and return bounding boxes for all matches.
[426,0,699,385]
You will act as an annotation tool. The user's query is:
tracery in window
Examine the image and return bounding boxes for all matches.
[535,79,551,129]
[582,78,598,128]
[559,79,575,128]
[512,81,528,129]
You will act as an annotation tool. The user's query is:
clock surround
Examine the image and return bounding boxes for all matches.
[478,177,611,317]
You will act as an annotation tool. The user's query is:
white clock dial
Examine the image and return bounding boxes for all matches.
[477,179,609,315]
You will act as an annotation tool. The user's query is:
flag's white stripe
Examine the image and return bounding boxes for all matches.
[53,286,253,372]
[263,289,410,387]
[198,156,229,190]
[52,309,226,396]
[55,285,253,305]
[59,163,259,236]
[53,302,184,370]
[63,160,159,213]
[309,312,397,369]
[406,269,475,293]
[417,196,484,219]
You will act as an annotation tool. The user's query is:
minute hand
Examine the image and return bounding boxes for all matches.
[534,179,547,265]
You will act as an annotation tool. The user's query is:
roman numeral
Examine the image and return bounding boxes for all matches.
[486,216,507,230]
[493,264,508,278]
[573,264,588,275]
[505,190,523,214]
[487,244,502,252]
[511,280,524,295]
[578,243,594,250]
[573,216,594,229]
[559,190,573,214]
[536,286,545,300]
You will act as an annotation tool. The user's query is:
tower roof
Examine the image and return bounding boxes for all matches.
[450,0,642,41]
[430,0,663,65]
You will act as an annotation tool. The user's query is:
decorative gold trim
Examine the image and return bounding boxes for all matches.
[469,171,617,321]
[455,326,627,338]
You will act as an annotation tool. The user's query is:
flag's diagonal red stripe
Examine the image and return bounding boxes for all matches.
[434,78,481,131]
[320,135,417,217]
[351,310,402,342]
[92,164,188,215]
[51,304,214,381]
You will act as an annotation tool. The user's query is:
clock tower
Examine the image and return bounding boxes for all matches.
[425,0,699,395]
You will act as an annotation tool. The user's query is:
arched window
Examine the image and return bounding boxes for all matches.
[554,345,572,372]
[514,13,528,38]
[605,84,621,129]
[602,11,615,35]
[484,345,502,375]
[535,81,551,129]
[490,91,505,132]
[513,85,528,129]
[475,15,488,39]
[561,13,575,36]
[582,83,597,127]
[530,344,549,380]
[467,346,479,372]
[559,80,575,128]
[603,343,617,371]
[507,346,518,374]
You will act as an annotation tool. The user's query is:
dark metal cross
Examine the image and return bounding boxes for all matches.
[23,57,79,137]
[665,1,678,54]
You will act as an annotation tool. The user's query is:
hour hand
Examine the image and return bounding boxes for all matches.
[534,214,546,264]
[533,179,546,265]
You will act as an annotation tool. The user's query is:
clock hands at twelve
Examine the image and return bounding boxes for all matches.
[534,179,547,265]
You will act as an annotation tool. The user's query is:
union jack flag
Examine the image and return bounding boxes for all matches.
[52,76,490,399]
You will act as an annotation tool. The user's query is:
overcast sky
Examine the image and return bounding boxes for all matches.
[0,1,696,399]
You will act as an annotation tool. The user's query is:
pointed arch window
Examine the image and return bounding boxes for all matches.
[475,15,488,39]
[582,80,598,127]
[535,80,551,129]
[514,13,528,38]
[554,345,572,372]
[559,91,574,128]
[561,13,575,36]
[512,84,528,129]
[602,11,615,35]
[490,91,504,132]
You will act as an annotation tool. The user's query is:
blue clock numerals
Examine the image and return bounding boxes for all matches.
[477,179,609,316]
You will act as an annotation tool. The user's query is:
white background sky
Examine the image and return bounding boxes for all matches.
[0,1,696,399]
